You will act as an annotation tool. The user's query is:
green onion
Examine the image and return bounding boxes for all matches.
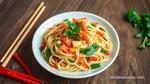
[45,48,51,62]
[100,47,107,53]
[64,19,69,22]
[90,63,101,69]
[68,59,75,63]
[79,49,87,53]
[87,26,92,29]
[91,24,97,27]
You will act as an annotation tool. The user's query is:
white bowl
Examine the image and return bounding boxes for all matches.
[32,12,120,79]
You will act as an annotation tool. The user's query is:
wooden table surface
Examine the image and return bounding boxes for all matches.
[0,0,150,84]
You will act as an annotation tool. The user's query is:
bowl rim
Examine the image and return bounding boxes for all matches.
[32,11,120,79]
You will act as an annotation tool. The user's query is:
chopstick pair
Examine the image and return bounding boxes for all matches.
[0,66,43,84]
[0,2,46,67]
[0,52,44,84]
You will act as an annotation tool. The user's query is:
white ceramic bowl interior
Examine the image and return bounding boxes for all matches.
[32,12,120,79]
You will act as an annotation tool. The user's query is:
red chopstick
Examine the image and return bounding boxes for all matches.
[0,68,39,84]
[13,52,33,76]
[0,66,44,84]
[0,66,44,83]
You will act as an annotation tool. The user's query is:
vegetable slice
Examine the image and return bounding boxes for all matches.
[100,47,107,53]
[68,59,75,63]
[88,57,98,61]
[45,48,51,62]
[96,31,104,37]
[60,44,70,53]
[78,57,89,68]
[90,63,101,69]
[49,63,57,69]
[79,32,89,44]
[63,19,81,36]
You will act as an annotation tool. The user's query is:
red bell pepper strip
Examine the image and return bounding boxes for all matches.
[49,63,57,69]
[78,57,89,68]
[60,44,70,53]
[72,18,78,23]
[96,31,104,37]
[79,32,89,45]
[88,57,98,61]
[58,31,71,47]
[104,51,110,55]
[81,26,88,33]
[41,40,46,49]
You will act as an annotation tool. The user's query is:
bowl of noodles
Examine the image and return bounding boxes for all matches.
[32,12,120,78]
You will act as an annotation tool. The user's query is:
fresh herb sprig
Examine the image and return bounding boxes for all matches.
[79,43,99,55]
[127,8,150,50]
[63,19,81,36]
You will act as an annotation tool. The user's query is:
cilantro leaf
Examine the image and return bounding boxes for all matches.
[79,43,99,55]
[63,19,81,36]
[127,8,142,28]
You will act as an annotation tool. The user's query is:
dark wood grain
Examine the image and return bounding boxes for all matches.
[0,0,150,84]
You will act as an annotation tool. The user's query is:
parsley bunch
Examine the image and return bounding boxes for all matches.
[127,8,150,49]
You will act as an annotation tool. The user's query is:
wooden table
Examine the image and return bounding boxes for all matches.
[0,0,150,84]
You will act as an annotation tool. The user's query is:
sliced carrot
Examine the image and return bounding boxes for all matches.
[78,17,87,25]
[78,57,89,68]
[65,40,72,47]
[72,18,78,23]
[104,51,110,56]
[81,26,87,33]
[60,44,70,53]
[73,54,89,68]
[58,31,71,47]
[96,31,104,37]
[78,32,89,45]
[89,57,98,61]
[41,39,46,49]
[63,23,70,31]
[49,63,57,69]
[73,54,77,60]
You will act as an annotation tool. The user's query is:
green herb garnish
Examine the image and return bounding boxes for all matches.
[68,59,75,63]
[63,19,81,36]
[127,8,142,28]
[91,24,97,27]
[100,47,107,53]
[80,43,99,55]
[127,8,150,49]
